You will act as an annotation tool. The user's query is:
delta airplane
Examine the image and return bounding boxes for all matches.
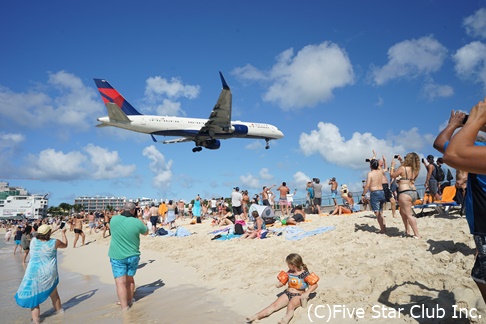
[94,72,284,152]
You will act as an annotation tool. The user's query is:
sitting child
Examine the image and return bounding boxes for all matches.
[247,253,319,323]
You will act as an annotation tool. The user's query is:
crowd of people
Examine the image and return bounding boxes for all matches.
[8,97,486,322]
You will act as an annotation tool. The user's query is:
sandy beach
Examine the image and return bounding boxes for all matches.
[5,208,486,323]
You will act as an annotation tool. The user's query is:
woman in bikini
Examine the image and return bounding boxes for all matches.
[390,153,421,238]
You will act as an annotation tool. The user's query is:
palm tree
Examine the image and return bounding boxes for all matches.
[58,203,72,215]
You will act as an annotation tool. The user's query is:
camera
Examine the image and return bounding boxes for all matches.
[394,155,399,159]
[463,114,469,124]
[421,158,425,163]
[365,158,370,162]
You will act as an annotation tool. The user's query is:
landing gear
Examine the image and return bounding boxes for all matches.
[192,146,203,153]
[265,138,270,150]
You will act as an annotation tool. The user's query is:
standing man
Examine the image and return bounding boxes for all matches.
[329,177,338,206]
[87,212,96,235]
[109,202,148,311]
[231,187,243,219]
[312,178,323,215]
[424,155,441,201]
[277,182,290,216]
[261,185,275,207]
[149,203,159,235]
[73,213,86,248]
[362,160,387,234]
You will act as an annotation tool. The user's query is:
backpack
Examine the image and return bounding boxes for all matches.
[434,164,445,182]
[234,223,244,235]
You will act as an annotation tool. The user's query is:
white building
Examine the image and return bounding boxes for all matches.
[74,196,158,212]
[0,194,49,220]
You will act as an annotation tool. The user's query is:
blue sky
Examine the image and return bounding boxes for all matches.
[1,1,486,206]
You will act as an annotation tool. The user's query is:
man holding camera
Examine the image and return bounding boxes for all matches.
[329,177,338,206]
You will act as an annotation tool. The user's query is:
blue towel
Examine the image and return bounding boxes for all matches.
[216,233,242,241]
[285,226,335,241]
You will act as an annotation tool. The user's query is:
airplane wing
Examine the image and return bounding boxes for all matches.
[162,137,195,144]
[199,72,232,137]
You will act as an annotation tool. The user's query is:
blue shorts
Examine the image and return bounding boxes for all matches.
[110,255,140,278]
[15,240,21,245]
[331,190,338,199]
[370,190,386,212]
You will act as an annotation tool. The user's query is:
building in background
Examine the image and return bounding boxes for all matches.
[0,182,48,219]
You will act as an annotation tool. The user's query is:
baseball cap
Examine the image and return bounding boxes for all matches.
[427,155,434,160]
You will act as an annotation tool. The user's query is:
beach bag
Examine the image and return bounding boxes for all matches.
[264,217,276,225]
[156,228,168,236]
[234,223,244,235]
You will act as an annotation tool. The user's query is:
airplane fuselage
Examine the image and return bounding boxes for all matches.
[97,115,284,141]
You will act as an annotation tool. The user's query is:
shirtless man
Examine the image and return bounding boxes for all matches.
[362,159,387,233]
[73,213,86,248]
[149,203,159,234]
[329,178,338,206]
[277,182,290,216]
[102,210,112,238]
[87,211,96,235]
[261,185,275,207]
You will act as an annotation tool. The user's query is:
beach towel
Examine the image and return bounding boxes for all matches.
[284,226,336,241]
[215,233,242,241]
[175,227,191,237]
[208,226,232,235]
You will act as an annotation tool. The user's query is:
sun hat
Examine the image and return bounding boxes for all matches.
[38,224,52,235]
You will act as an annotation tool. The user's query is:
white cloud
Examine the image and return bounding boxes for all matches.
[371,35,448,85]
[142,145,173,189]
[375,96,384,107]
[25,149,88,180]
[245,140,263,150]
[233,41,354,110]
[259,168,273,180]
[422,80,454,100]
[0,132,25,151]
[464,8,486,39]
[143,76,200,116]
[239,173,260,189]
[145,76,200,99]
[84,144,136,179]
[453,41,486,90]
[156,99,184,116]
[23,144,136,181]
[0,71,103,130]
[298,122,432,169]
[293,171,311,188]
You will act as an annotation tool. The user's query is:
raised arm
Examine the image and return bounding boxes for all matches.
[433,110,466,154]
[444,99,486,174]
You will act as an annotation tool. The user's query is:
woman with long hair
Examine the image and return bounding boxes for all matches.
[390,153,421,238]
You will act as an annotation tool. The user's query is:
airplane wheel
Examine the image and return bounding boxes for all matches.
[197,147,202,152]
[265,145,270,150]
[192,147,198,153]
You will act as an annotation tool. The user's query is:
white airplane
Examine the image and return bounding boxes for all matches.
[94,72,284,152]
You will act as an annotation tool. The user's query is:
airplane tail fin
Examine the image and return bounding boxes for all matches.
[94,79,142,116]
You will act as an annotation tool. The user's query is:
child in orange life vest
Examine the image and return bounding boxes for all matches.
[247,253,319,324]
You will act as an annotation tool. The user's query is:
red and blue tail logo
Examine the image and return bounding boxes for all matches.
[93,79,142,116]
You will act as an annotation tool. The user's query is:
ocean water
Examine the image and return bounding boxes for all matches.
[0,237,244,323]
